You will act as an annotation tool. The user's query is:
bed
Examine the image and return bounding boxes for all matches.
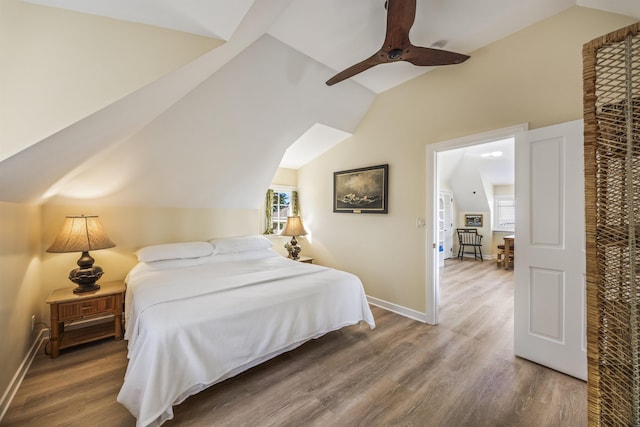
[117,236,375,427]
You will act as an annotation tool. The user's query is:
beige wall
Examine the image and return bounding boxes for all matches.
[0,202,41,400]
[40,204,261,298]
[0,0,221,161]
[38,191,308,312]
[298,7,637,313]
[271,168,298,187]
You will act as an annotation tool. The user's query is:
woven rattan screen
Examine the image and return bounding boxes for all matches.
[584,22,640,426]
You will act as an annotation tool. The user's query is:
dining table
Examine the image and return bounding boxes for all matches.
[503,234,515,270]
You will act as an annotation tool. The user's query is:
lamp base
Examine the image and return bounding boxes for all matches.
[285,237,302,260]
[69,251,103,293]
[72,282,101,294]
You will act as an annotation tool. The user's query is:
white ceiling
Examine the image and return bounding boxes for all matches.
[438,137,515,212]
[24,0,638,93]
[439,138,515,188]
[4,0,637,208]
[21,0,639,171]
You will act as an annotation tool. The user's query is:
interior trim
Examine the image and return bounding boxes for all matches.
[367,295,427,323]
[0,329,48,422]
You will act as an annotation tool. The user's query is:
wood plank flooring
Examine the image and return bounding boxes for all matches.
[3,259,587,426]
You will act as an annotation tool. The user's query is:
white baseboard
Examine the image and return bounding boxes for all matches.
[456,253,497,261]
[452,254,496,261]
[0,328,49,422]
[367,295,428,323]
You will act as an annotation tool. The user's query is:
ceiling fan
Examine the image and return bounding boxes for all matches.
[326,0,470,86]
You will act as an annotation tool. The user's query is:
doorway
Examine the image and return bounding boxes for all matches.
[425,124,526,325]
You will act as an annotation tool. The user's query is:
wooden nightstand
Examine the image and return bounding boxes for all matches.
[297,256,313,264]
[46,280,125,358]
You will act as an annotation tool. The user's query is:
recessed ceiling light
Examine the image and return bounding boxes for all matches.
[480,151,503,158]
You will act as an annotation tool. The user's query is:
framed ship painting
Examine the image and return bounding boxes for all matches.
[333,164,388,214]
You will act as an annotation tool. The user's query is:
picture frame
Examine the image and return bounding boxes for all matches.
[464,214,483,227]
[333,164,388,214]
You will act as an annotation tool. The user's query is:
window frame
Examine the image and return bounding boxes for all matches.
[493,195,515,232]
[269,186,295,235]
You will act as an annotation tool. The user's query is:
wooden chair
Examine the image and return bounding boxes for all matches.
[456,228,483,261]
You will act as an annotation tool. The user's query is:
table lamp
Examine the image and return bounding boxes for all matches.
[281,216,307,260]
[47,215,115,294]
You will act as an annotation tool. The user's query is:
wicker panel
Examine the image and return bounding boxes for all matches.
[584,22,640,427]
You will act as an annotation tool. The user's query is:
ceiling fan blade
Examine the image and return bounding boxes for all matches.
[403,45,470,66]
[383,0,416,49]
[325,0,469,86]
[326,52,383,86]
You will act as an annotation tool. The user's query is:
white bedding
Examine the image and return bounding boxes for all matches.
[117,248,375,427]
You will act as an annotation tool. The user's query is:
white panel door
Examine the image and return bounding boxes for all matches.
[514,119,586,380]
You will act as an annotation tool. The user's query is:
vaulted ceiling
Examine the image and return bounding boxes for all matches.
[1,0,637,208]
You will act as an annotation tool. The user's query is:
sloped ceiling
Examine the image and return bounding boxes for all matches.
[21,0,256,41]
[41,35,373,208]
[1,0,637,208]
[439,138,515,212]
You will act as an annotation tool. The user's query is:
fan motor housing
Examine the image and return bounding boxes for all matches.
[388,48,404,60]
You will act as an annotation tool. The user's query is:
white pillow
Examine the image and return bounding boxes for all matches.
[136,241,214,262]
[210,236,272,254]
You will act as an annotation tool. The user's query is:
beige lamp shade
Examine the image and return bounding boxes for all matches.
[47,215,115,253]
[281,216,307,237]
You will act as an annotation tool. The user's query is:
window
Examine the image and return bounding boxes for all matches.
[264,188,299,235]
[494,196,515,231]
[271,190,292,234]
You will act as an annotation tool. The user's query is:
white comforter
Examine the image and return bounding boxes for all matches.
[117,250,375,427]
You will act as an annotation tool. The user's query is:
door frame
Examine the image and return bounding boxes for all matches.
[425,123,528,325]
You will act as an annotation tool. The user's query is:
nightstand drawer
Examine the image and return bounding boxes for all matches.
[58,296,115,321]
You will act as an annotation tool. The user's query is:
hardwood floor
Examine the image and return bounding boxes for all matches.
[3,259,587,426]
